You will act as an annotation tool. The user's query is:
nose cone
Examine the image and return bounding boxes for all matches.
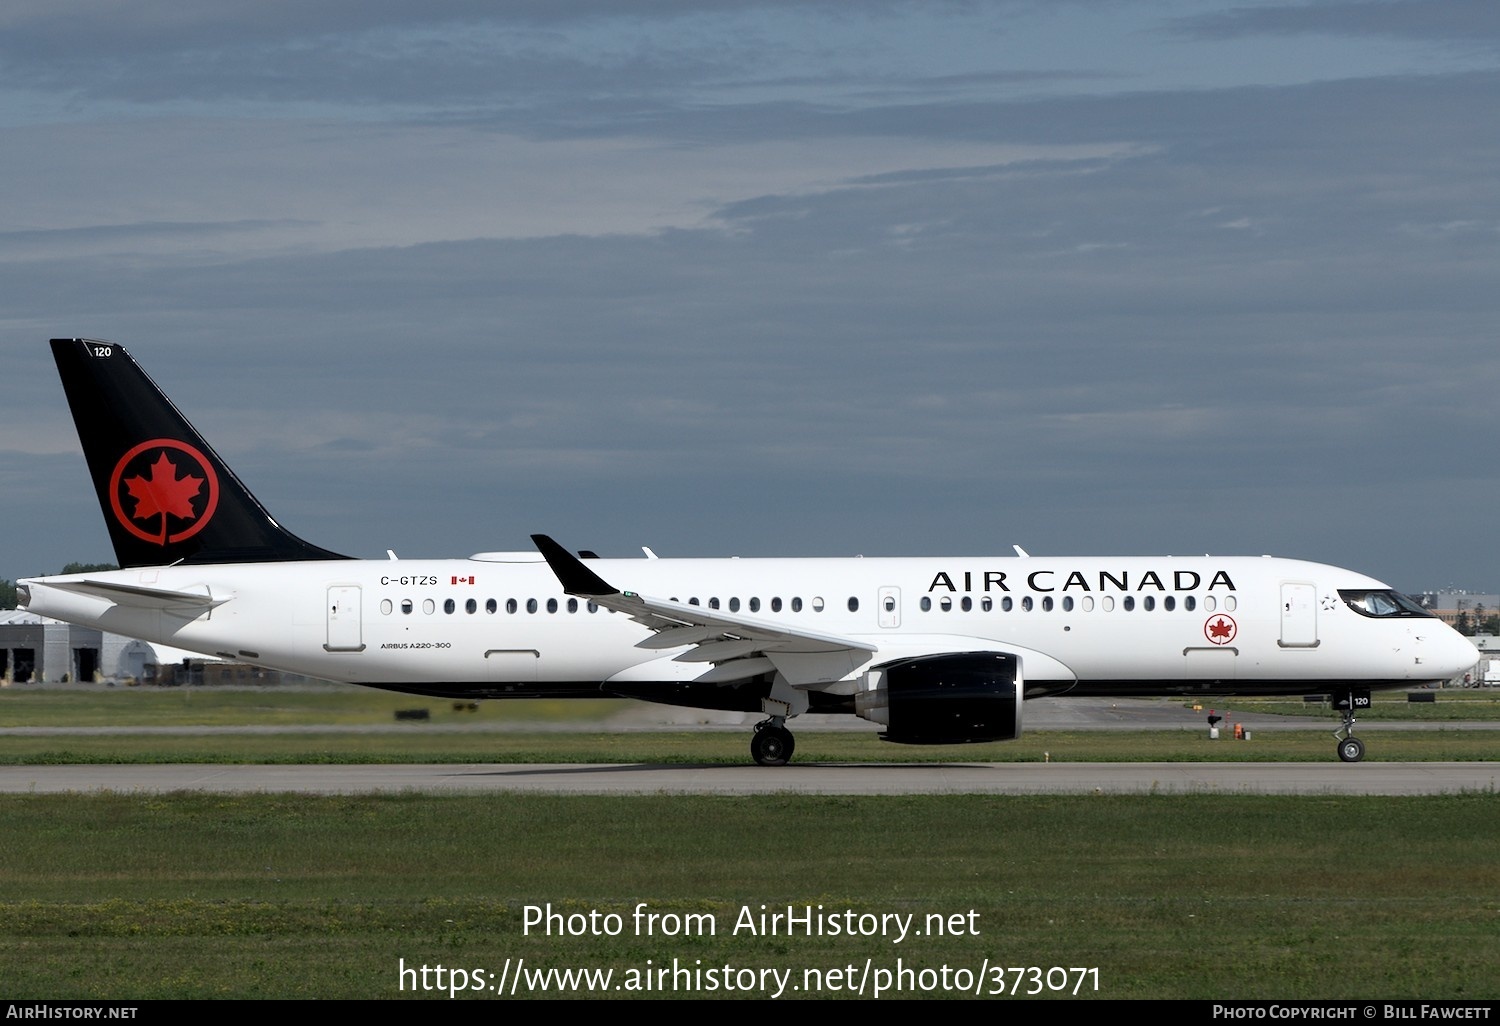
[1425,625,1481,681]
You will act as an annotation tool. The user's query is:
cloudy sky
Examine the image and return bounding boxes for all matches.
[3,0,1497,592]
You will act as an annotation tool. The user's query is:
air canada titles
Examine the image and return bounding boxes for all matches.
[926,568,1237,594]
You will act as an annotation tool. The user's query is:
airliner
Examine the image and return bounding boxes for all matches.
[19,339,1478,764]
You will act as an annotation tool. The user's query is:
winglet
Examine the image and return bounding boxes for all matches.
[531,534,620,597]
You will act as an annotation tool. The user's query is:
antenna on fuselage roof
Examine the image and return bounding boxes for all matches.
[1013,545,1030,557]
[642,547,658,559]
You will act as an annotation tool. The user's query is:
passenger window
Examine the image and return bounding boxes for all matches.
[1123,596,1135,611]
[961,596,972,612]
[771,597,782,612]
[465,598,477,614]
[749,598,760,612]
[380,599,393,615]
[1022,596,1033,611]
[587,601,599,613]
[981,597,992,612]
[1224,597,1237,612]
[849,597,860,612]
[1164,596,1175,611]
[1082,596,1094,612]
[709,598,720,610]
[422,599,435,615]
[812,597,824,612]
[920,597,932,612]
[526,598,538,614]
[1184,596,1196,611]
[506,598,518,614]
[1062,596,1074,612]
[884,596,896,611]
[1204,596,1217,612]
[1143,596,1155,611]
[401,599,413,615]
[1002,597,1013,612]
[568,598,578,613]
[792,597,803,612]
[547,598,558,613]
[729,597,740,612]
[486,598,497,614]
[1042,596,1053,612]
[1102,596,1115,612]
[940,596,952,612]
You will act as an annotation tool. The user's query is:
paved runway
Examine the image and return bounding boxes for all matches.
[2,761,1495,795]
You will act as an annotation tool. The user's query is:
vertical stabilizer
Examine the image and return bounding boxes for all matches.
[50,338,350,567]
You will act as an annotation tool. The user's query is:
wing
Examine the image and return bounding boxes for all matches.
[531,534,874,685]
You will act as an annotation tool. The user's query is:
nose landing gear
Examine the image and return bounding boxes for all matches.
[1332,689,1371,762]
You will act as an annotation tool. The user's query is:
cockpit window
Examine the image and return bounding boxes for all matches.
[1339,589,1433,618]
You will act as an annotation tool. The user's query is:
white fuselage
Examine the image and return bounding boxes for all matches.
[20,552,1480,701]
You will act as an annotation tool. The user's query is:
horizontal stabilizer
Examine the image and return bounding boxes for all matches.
[43,578,229,612]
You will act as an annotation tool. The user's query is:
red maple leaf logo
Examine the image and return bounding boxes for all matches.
[1207,617,1233,640]
[123,452,204,544]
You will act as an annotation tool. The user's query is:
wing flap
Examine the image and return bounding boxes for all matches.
[532,534,876,684]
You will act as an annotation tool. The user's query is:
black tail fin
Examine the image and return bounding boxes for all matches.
[51,338,350,567]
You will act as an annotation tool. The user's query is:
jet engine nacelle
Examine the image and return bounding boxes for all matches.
[855,652,1022,745]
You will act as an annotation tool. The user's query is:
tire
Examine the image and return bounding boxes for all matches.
[1337,737,1365,763]
[751,726,794,766]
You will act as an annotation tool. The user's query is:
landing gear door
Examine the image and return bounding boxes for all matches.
[326,586,365,652]
[878,587,901,629]
[1279,581,1319,648]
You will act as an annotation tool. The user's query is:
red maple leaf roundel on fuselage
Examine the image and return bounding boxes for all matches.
[108,439,221,547]
[1204,615,1238,645]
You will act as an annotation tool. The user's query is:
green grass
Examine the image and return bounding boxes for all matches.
[0,683,631,727]
[1185,689,1500,720]
[4,687,1498,1000]
[2,793,1498,999]
[5,685,1500,764]
[2,727,1500,764]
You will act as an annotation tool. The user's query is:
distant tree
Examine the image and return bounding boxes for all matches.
[1480,614,1500,637]
[1454,612,1475,636]
[0,579,14,609]
[61,562,118,575]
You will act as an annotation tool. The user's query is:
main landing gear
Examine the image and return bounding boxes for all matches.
[751,717,795,767]
[1332,689,1371,762]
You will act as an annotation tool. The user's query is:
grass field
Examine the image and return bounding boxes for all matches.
[3,727,1500,764]
[4,684,1500,764]
[2,684,1497,1001]
[3,793,1498,1000]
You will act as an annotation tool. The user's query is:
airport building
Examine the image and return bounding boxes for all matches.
[1415,591,1500,629]
[0,610,210,685]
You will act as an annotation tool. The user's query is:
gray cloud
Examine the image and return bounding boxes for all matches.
[1179,0,1500,47]
[4,3,1498,590]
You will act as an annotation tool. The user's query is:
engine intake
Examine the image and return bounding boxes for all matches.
[856,652,1022,745]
